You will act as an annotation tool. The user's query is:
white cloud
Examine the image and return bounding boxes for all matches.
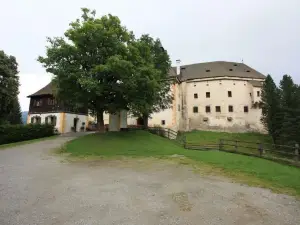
[18,73,52,111]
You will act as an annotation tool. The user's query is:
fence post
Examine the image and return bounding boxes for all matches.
[258,143,263,157]
[219,139,223,151]
[183,136,187,149]
[295,143,299,162]
[235,140,238,152]
[168,128,170,139]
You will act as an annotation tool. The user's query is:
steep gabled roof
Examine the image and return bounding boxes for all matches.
[171,61,265,81]
[27,82,55,97]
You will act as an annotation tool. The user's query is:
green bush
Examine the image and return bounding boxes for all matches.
[0,124,55,145]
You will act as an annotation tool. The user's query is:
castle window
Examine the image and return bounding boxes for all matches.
[228,105,234,112]
[257,91,260,97]
[206,69,210,72]
[229,69,233,71]
[205,106,211,113]
[206,92,210,98]
[45,116,57,126]
[31,116,41,124]
[193,106,198,113]
[34,99,42,107]
[178,104,180,111]
[228,91,232,97]
[161,120,165,125]
[244,106,249,113]
[48,98,55,105]
[194,93,198,99]
[216,106,221,112]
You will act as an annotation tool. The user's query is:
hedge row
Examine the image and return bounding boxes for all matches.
[0,124,55,145]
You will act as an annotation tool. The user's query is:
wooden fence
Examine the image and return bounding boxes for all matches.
[128,125,300,167]
[185,138,300,167]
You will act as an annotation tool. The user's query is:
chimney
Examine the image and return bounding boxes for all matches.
[176,59,181,75]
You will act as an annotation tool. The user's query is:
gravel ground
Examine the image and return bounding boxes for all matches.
[0,135,299,225]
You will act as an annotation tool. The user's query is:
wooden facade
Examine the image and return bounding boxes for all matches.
[28,82,88,115]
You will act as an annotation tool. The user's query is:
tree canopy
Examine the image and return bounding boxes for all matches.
[127,34,172,127]
[0,50,21,124]
[261,74,300,146]
[38,8,172,130]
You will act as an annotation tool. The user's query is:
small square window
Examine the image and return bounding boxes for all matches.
[229,69,233,71]
[228,105,233,112]
[193,106,198,113]
[206,69,210,72]
[257,91,260,97]
[161,120,165,125]
[216,106,221,112]
[206,92,210,98]
[194,93,198,99]
[228,91,232,97]
[205,106,211,113]
[250,93,252,97]
[244,106,249,113]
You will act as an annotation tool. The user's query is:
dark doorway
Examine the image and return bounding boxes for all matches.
[73,118,79,132]
[136,117,144,126]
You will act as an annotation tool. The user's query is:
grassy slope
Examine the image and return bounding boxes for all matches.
[185,130,273,144]
[185,130,275,155]
[64,130,300,196]
[0,135,58,150]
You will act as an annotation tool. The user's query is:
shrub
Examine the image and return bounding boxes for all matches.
[0,124,55,145]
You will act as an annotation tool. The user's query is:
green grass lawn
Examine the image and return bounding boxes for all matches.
[0,135,58,150]
[185,130,275,154]
[63,130,300,196]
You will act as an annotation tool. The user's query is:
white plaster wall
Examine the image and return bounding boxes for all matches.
[109,113,120,131]
[148,108,173,128]
[64,113,88,133]
[185,78,264,132]
[103,112,110,125]
[27,113,61,131]
[120,110,128,128]
[252,87,262,103]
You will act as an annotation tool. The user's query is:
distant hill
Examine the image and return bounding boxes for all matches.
[22,111,28,124]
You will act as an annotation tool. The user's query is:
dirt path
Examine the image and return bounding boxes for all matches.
[0,136,299,225]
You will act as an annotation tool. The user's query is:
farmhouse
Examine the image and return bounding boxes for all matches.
[128,61,266,132]
[26,82,88,133]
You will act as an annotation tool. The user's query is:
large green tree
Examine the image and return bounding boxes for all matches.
[127,35,172,127]
[278,75,300,144]
[38,8,135,130]
[7,96,22,124]
[260,75,282,143]
[0,50,21,124]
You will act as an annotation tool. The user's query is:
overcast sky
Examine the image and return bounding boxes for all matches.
[1,0,300,111]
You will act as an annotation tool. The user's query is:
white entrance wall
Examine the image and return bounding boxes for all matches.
[27,113,62,132]
[64,113,88,133]
[27,113,88,133]
[109,113,120,131]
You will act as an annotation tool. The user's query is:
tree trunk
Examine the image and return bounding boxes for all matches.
[97,110,105,132]
[142,113,148,130]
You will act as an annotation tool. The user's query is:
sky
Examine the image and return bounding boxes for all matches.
[1,0,300,111]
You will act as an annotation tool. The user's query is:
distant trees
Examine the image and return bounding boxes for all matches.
[0,50,22,125]
[38,8,171,130]
[261,74,300,145]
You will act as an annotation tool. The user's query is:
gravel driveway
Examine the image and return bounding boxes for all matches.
[0,135,299,225]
